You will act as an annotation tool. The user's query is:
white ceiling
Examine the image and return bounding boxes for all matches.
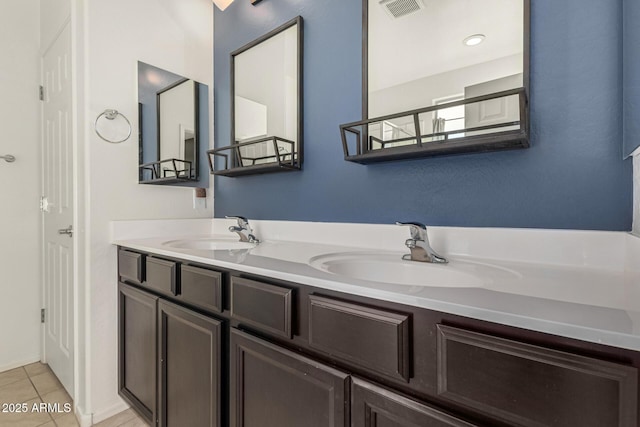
[368,0,524,92]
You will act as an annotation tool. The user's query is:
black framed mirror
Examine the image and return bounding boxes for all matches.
[340,0,530,163]
[138,61,208,185]
[208,16,303,177]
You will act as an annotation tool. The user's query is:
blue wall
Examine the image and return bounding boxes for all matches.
[214,0,633,230]
[624,0,640,157]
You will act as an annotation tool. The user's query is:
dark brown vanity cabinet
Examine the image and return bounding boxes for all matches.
[436,325,638,427]
[229,286,640,427]
[146,257,178,297]
[227,280,473,427]
[308,295,411,383]
[118,282,158,425]
[228,323,475,427]
[351,378,477,427]
[230,328,350,427]
[158,300,222,427]
[118,253,224,427]
[118,247,640,427]
[230,276,293,339]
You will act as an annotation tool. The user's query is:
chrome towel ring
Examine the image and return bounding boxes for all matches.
[95,109,132,144]
[0,154,15,163]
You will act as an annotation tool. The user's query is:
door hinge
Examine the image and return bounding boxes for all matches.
[40,196,50,212]
[41,308,45,323]
[39,86,44,101]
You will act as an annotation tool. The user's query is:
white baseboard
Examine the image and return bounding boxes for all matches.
[0,356,41,373]
[74,404,93,427]
[91,399,130,425]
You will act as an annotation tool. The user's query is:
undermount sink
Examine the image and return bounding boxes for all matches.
[308,251,520,288]
[162,237,256,250]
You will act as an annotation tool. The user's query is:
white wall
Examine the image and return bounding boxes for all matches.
[235,25,297,141]
[0,0,41,372]
[633,151,640,236]
[82,0,213,420]
[369,54,523,117]
[159,80,195,162]
[40,0,70,51]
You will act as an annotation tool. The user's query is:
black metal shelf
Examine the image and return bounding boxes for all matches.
[139,177,196,185]
[212,163,299,177]
[208,136,300,177]
[139,158,196,184]
[340,88,529,164]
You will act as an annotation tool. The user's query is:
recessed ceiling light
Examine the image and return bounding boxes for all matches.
[463,34,486,46]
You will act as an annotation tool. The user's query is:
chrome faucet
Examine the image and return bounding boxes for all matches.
[396,221,447,264]
[226,216,260,243]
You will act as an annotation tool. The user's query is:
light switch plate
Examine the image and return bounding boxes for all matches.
[193,189,207,210]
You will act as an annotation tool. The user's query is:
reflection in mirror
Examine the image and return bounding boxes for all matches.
[344,0,529,161]
[209,17,302,176]
[234,19,300,166]
[137,61,208,185]
[235,25,299,151]
[159,79,197,175]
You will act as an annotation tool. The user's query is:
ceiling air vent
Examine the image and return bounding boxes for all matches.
[379,0,424,19]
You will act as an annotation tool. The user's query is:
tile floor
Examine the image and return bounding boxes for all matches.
[0,363,147,427]
[92,409,148,427]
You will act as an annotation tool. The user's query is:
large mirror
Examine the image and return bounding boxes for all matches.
[137,61,208,185]
[347,0,529,162]
[210,17,302,176]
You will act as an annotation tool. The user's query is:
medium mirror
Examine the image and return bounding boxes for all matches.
[137,61,208,185]
[209,16,303,177]
[341,0,529,163]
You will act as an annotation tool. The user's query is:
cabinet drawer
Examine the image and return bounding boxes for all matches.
[352,377,477,427]
[146,257,178,296]
[308,295,411,382]
[437,325,638,427]
[179,265,223,314]
[118,249,145,284]
[230,277,293,339]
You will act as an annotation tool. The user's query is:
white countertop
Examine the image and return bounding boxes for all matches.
[111,219,640,352]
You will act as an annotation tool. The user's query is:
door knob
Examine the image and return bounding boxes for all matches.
[58,225,73,237]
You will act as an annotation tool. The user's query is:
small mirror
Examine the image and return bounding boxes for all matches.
[345,0,529,162]
[209,17,302,176]
[138,61,208,185]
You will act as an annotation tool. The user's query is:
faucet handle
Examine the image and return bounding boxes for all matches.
[226,215,249,228]
[395,221,427,229]
[395,221,427,240]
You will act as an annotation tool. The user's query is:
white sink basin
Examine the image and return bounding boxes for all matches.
[308,252,520,288]
[162,238,256,250]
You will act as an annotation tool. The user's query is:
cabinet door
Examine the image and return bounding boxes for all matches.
[352,378,477,427]
[436,325,638,427]
[158,300,222,427]
[230,329,350,427]
[118,282,158,425]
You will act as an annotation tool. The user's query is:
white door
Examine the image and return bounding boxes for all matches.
[464,74,523,130]
[41,22,74,397]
